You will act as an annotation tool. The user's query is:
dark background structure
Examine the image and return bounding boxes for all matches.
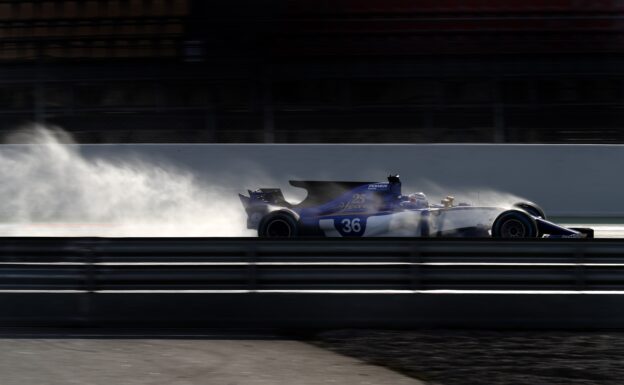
[0,0,622,143]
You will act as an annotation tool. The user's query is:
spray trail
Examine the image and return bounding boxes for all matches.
[0,125,252,237]
[409,179,530,209]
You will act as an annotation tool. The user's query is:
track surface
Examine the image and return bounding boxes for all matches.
[566,225,624,238]
[558,218,624,238]
[0,220,622,238]
[0,333,421,385]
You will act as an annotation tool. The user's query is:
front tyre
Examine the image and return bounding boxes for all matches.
[513,202,546,219]
[491,210,539,238]
[258,212,299,238]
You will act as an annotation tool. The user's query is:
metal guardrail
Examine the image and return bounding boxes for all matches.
[2,237,624,329]
[1,237,623,292]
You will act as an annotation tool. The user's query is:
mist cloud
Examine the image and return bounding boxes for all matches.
[0,125,252,237]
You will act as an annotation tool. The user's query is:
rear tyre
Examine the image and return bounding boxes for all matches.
[513,202,546,219]
[491,210,538,238]
[258,212,299,238]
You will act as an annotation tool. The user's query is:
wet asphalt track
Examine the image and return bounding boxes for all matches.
[582,225,624,238]
[557,218,624,238]
[0,219,622,238]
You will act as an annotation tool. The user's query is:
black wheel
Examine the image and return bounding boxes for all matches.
[491,210,538,238]
[258,212,299,238]
[513,202,546,219]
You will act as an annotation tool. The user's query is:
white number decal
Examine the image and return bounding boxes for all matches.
[341,218,361,233]
[341,218,351,232]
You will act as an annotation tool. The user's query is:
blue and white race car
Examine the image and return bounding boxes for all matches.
[239,175,593,238]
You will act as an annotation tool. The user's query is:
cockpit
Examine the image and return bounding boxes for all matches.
[399,192,429,209]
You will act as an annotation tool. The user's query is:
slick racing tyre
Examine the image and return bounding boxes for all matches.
[513,201,546,219]
[258,212,299,238]
[491,210,539,238]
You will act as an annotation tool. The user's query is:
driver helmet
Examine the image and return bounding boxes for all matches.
[403,192,428,208]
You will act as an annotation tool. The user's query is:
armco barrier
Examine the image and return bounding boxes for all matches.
[2,237,624,329]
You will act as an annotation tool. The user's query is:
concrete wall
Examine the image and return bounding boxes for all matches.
[75,144,622,217]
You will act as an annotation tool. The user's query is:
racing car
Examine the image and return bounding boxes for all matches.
[239,175,593,238]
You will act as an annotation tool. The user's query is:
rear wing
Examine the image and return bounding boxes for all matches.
[238,188,291,209]
[238,188,292,230]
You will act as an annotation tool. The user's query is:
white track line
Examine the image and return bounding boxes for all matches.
[3,289,624,295]
[0,261,623,267]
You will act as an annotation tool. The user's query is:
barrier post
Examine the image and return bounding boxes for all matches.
[411,241,421,291]
[248,243,257,292]
[575,245,586,291]
[80,244,96,324]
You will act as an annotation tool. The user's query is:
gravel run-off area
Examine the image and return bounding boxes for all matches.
[315,330,624,385]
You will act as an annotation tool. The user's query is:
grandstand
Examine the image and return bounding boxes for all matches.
[0,0,622,143]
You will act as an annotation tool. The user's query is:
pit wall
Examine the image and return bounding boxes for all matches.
[27,144,624,217]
